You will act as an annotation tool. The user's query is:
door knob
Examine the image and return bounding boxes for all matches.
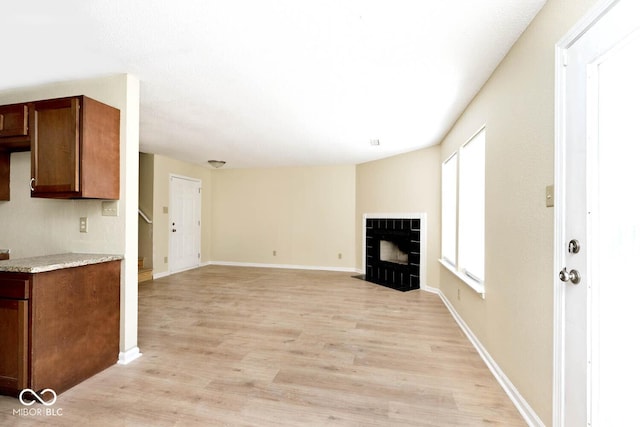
[559,267,581,285]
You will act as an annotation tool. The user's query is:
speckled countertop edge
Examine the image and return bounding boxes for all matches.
[0,253,123,273]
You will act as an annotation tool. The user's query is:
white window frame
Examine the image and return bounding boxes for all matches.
[441,152,458,268]
[440,126,486,297]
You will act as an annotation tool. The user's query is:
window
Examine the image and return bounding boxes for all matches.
[441,153,457,266]
[441,127,485,294]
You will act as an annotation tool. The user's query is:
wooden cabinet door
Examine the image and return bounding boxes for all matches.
[30,97,80,196]
[0,299,28,395]
[0,104,28,138]
[0,152,9,201]
[0,104,30,152]
[30,262,120,393]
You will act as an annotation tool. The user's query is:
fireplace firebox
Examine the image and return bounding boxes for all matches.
[365,216,422,291]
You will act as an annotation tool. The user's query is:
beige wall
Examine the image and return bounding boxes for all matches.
[438,0,597,423]
[355,147,441,288]
[210,165,356,269]
[0,74,140,356]
[151,154,213,275]
[0,0,596,418]
[139,152,154,268]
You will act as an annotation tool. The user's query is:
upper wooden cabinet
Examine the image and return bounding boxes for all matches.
[30,96,120,199]
[0,103,30,152]
[1,103,30,201]
[0,152,9,201]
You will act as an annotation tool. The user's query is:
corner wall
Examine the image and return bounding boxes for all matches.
[355,146,441,288]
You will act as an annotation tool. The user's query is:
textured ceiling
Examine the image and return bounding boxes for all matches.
[1,0,546,169]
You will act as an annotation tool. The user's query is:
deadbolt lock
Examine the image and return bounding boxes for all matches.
[568,239,580,254]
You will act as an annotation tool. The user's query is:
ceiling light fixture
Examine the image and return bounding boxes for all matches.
[208,160,226,168]
[369,139,380,146]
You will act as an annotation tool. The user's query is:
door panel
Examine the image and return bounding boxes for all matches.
[169,176,201,272]
[557,0,640,425]
[589,31,640,427]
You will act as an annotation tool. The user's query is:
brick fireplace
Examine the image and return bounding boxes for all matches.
[363,213,426,291]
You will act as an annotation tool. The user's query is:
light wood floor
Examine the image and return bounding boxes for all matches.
[0,266,525,426]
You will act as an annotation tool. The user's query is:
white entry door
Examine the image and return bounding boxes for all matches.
[555,1,640,425]
[169,175,201,273]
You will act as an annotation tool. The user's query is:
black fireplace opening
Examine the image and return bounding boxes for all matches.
[365,218,420,291]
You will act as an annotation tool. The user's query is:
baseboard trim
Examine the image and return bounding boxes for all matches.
[152,271,171,280]
[207,260,357,273]
[118,347,142,365]
[152,263,205,280]
[426,289,544,427]
[421,285,440,294]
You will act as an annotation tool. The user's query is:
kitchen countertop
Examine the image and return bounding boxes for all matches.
[0,253,123,273]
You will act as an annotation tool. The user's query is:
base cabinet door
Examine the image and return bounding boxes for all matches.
[0,299,28,395]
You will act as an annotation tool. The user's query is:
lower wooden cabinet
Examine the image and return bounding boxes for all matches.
[0,261,120,396]
[0,298,28,395]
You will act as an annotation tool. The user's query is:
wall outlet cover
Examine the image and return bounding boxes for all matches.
[79,217,88,233]
[102,201,119,216]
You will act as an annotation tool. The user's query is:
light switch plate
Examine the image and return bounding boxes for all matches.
[546,185,554,207]
[102,201,119,216]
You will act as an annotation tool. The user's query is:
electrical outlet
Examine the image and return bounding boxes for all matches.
[164,256,168,264]
[272,250,277,256]
[457,288,461,300]
[338,253,342,259]
[79,217,88,233]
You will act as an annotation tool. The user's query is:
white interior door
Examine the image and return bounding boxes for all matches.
[556,1,640,425]
[169,175,201,273]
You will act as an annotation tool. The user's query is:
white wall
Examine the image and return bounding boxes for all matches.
[0,74,140,358]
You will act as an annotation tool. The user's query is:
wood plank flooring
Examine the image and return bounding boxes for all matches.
[0,266,525,426]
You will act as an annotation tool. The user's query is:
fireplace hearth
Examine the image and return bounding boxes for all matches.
[364,214,424,291]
